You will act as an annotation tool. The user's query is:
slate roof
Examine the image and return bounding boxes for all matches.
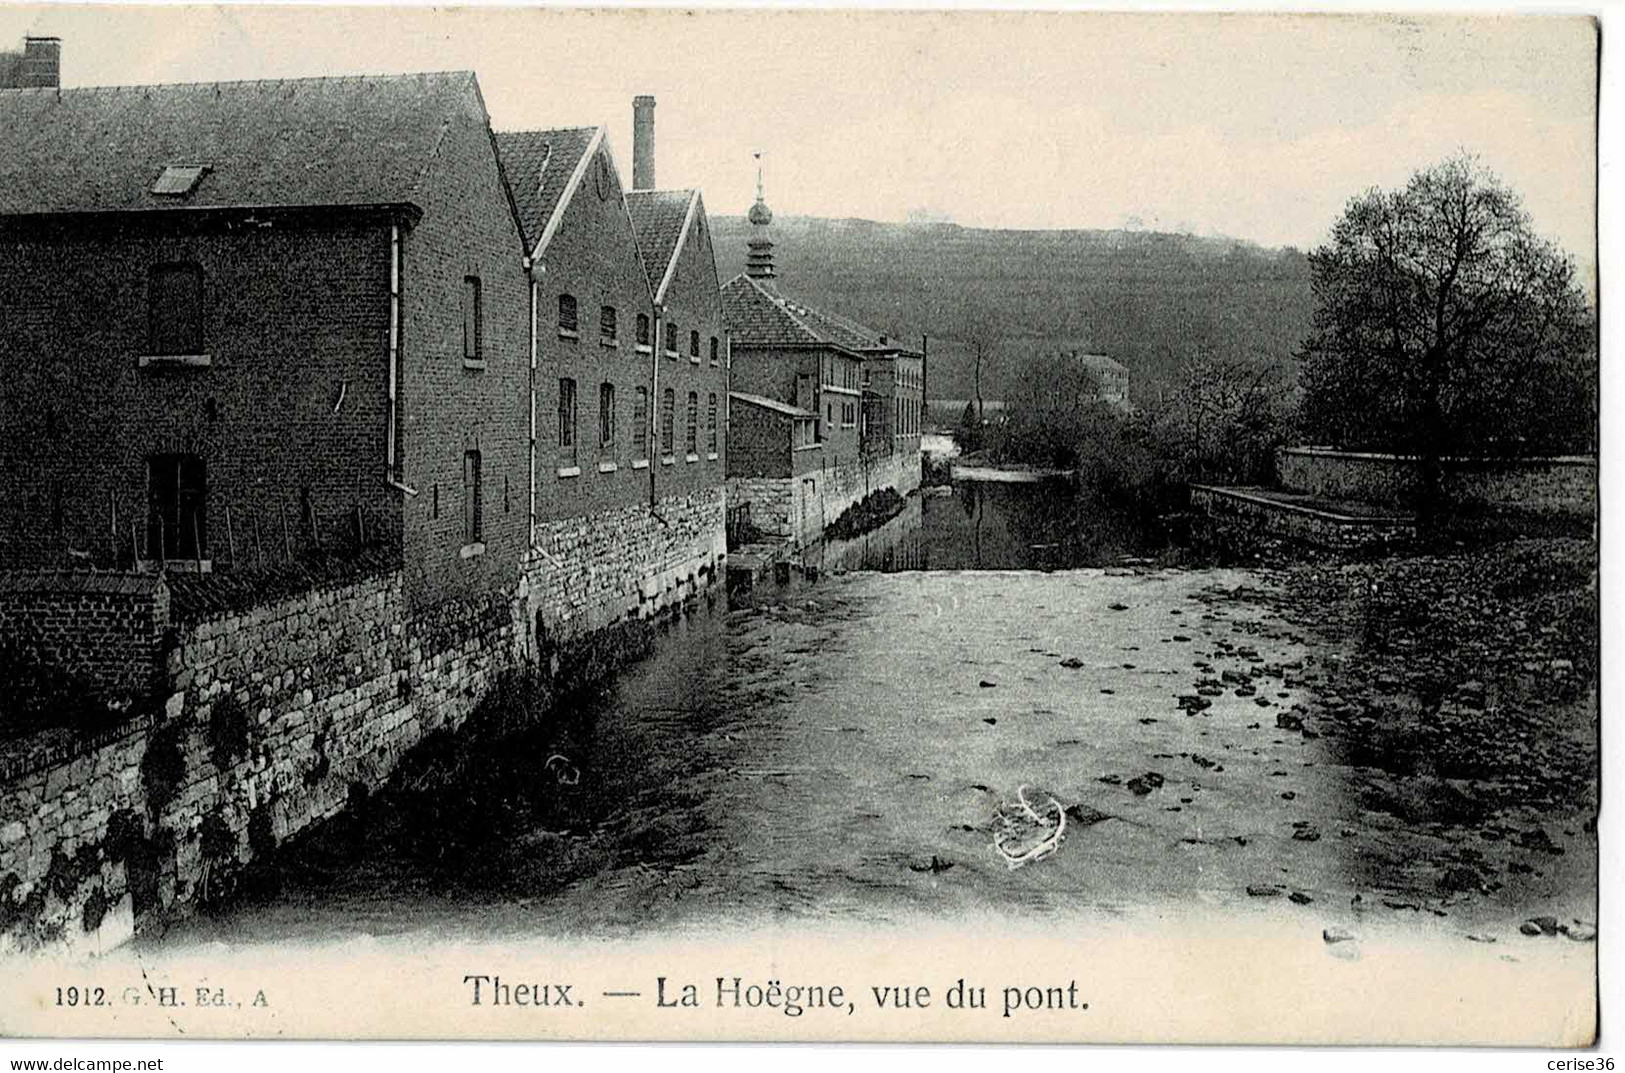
[625,188,696,297]
[721,273,920,357]
[729,391,815,419]
[0,71,485,217]
[494,125,598,254]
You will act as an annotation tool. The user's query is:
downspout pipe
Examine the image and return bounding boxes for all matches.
[527,263,538,533]
[385,224,418,497]
[650,307,661,509]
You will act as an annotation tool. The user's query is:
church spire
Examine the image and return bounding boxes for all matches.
[746,150,776,279]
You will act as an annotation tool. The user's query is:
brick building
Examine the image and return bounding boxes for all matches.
[0,71,531,613]
[721,175,922,544]
[0,74,741,954]
[0,35,59,89]
[495,97,727,644]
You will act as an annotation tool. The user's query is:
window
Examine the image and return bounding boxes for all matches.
[686,392,698,455]
[689,330,700,358]
[600,305,617,344]
[636,313,651,348]
[558,294,578,335]
[146,453,206,560]
[660,388,675,455]
[664,323,677,356]
[599,382,615,448]
[462,276,483,361]
[709,336,719,365]
[633,387,649,458]
[463,450,483,543]
[148,263,203,355]
[558,377,577,451]
[707,392,718,453]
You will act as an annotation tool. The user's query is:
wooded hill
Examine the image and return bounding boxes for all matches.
[710,214,1315,404]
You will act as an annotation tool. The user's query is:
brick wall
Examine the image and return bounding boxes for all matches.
[0,218,401,571]
[532,140,661,524]
[1277,448,1598,517]
[653,200,728,501]
[0,567,521,957]
[726,402,794,478]
[0,573,169,711]
[731,343,864,464]
[397,85,531,611]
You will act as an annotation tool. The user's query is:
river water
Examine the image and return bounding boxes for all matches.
[155,478,1594,965]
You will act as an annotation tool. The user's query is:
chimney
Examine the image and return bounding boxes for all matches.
[20,36,60,89]
[632,95,656,191]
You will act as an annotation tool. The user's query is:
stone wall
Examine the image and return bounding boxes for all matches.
[523,487,726,647]
[726,477,796,539]
[0,566,521,957]
[727,451,922,549]
[0,573,170,710]
[1190,485,1417,552]
[1277,447,1597,517]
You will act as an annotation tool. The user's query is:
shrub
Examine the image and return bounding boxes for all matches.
[141,721,188,815]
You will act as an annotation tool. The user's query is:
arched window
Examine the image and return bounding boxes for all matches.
[664,322,677,356]
[709,336,719,365]
[636,313,651,347]
[685,392,698,455]
[557,293,578,335]
[689,330,700,358]
[600,306,617,344]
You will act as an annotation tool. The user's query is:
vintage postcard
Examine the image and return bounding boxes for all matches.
[0,3,1602,1050]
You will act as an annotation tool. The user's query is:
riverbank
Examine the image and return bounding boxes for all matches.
[1268,537,1597,924]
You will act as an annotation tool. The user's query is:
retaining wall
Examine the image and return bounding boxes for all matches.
[727,451,922,549]
[1277,448,1597,517]
[1190,485,1417,552]
[0,567,521,957]
[523,488,726,647]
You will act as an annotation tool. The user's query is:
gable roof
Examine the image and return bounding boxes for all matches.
[721,273,921,357]
[493,125,602,257]
[0,71,486,218]
[626,188,700,305]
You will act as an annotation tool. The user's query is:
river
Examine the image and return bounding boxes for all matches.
[152,478,1594,982]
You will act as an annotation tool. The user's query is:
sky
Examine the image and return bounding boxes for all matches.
[0,5,1599,279]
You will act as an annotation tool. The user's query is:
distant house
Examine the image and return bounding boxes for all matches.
[720,175,922,545]
[1074,351,1131,409]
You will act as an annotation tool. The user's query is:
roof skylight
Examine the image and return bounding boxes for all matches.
[151,165,209,197]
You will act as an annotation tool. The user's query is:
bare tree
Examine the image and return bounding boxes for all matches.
[1163,351,1286,484]
[1299,154,1593,510]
